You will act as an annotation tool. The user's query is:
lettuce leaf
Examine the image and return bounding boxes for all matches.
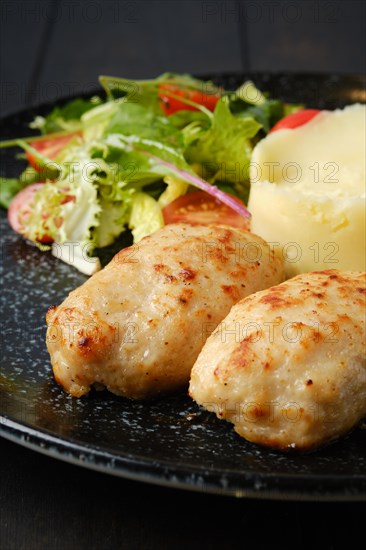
[31,97,102,134]
[104,102,184,150]
[93,197,132,248]
[128,192,164,242]
[185,97,262,199]
[158,175,188,208]
[22,160,101,248]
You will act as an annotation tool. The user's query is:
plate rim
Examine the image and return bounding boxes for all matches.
[1,414,365,502]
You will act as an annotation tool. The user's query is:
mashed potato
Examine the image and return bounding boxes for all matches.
[248,104,366,276]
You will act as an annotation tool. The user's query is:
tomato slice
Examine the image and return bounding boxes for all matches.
[270,109,321,132]
[26,133,80,170]
[8,183,53,243]
[162,191,250,230]
[158,84,220,115]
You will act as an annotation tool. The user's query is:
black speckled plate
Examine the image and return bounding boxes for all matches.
[1,73,366,501]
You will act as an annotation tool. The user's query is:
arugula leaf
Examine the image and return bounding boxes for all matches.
[100,146,163,187]
[185,97,262,197]
[231,98,302,134]
[100,72,220,100]
[169,109,210,130]
[99,75,162,112]
[157,72,220,92]
[229,81,303,133]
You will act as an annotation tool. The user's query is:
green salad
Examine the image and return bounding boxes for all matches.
[0,73,300,274]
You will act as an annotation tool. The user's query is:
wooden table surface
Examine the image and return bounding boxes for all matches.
[1,1,365,548]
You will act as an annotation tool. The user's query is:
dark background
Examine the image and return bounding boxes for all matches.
[1,1,365,549]
[1,0,365,116]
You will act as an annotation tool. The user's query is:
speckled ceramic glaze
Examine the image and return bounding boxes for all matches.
[1,73,365,500]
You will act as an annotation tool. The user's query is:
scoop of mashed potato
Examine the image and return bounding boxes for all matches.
[248,104,366,277]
